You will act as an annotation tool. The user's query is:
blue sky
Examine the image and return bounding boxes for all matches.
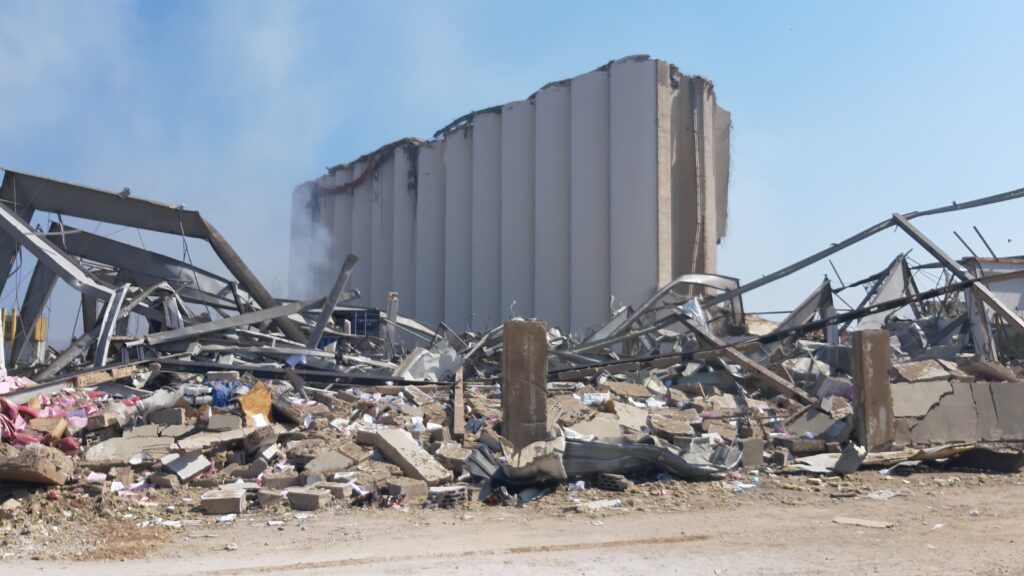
[1,1,1023,341]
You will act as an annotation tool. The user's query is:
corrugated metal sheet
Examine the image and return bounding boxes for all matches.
[290,55,731,336]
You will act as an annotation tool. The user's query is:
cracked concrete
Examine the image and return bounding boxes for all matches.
[895,380,1024,445]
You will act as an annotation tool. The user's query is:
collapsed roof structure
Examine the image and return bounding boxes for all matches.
[0,165,1021,526]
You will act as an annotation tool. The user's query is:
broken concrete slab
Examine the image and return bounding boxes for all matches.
[387,477,428,500]
[434,441,472,473]
[610,401,648,431]
[161,452,211,482]
[0,444,74,485]
[258,489,285,506]
[893,360,954,383]
[242,425,279,453]
[83,436,177,465]
[986,381,1024,440]
[149,408,186,425]
[27,416,68,440]
[261,471,299,490]
[303,450,354,477]
[314,481,353,499]
[891,381,953,418]
[287,487,332,511]
[373,428,452,486]
[201,489,247,514]
[832,516,893,529]
[784,406,851,442]
[958,356,1016,382]
[207,414,243,432]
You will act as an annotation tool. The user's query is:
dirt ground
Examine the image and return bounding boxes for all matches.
[7,469,1024,576]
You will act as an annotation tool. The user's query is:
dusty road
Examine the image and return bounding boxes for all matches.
[11,472,1024,576]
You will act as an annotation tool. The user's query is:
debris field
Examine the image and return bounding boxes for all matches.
[1,169,1023,561]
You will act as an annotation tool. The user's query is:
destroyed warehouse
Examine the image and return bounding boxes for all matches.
[0,56,1022,547]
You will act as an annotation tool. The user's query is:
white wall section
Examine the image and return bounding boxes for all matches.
[444,127,473,331]
[414,142,445,327]
[500,100,535,322]
[570,69,611,334]
[533,83,572,331]
[470,112,502,330]
[391,146,416,317]
[610,57,658,313]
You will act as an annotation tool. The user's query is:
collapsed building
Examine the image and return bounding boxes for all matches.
[290,55,731,335]
[0,56,1022,539]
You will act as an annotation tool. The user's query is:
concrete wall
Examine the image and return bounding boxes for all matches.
[892,379,1024,445]
[290,56,731,335]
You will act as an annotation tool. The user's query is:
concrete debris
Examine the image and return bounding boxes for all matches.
[0,168,1022,535]
[287,487,332,511]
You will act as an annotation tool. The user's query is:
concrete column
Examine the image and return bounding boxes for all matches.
[501,320,548,451]
[852,329,894,451]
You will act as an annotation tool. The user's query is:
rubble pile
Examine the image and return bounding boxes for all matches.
[1,171,1023,551]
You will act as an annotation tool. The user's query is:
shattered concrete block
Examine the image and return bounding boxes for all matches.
[610,401,648,431]
[648,412,695,440]
[739,438,765,468]
[767,449,789,467]
[0,444,74,485]
[122,424,161,438]
[201,489,247,514]
[304,450,354,477]
[207,414,243,432]
[776,437,825,456]
[427,485,469,507]
[28,417,68,440]
[387,477,428,500]
[701,420,737,441]
[287,487,332,511]
[261,471,299,490]
[604,381,652,399]
[315,481,353,499]
[784,406,851,442]
[0,498,21,519]
[833,443,867,475]
[87,412,120,431]
[403,385,436,406]
[230,459,269,479]
[893,360,953,383]
[258,489,285,507]
[241,422,278,453]
[161,452,211,482]
[434,442,472,472]
[147,472,180,490]
[374,428,452,486]
[149,408,187,426]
